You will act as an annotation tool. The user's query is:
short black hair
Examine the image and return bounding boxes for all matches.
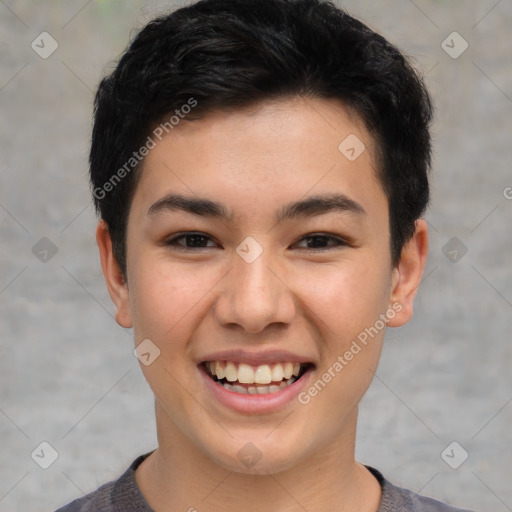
[90,0,433,276]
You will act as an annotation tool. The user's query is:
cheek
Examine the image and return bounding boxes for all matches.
[128,255,225,348]
[299,262,390,416]
[127,260,215,409]
[296,260,391,344]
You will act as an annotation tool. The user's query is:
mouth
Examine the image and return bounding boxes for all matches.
[201,360,314,395]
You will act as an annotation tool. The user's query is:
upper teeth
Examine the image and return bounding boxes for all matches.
[207,361,302,384]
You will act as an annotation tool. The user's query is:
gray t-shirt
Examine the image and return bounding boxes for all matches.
[55,452,476,512]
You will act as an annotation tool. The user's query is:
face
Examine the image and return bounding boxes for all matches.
[98,96,427,475]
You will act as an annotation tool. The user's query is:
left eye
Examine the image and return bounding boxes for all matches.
[294,234,348,250]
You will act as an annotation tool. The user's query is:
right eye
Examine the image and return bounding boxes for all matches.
[164,232,220,250]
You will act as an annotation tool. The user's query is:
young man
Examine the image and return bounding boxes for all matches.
[56,1,475,510]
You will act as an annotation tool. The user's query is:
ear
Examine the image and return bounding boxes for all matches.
[96,220,133,328]
[386,219,429,327]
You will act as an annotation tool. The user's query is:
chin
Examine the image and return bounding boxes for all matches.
[218,452,299,475]
[204,436,304,475]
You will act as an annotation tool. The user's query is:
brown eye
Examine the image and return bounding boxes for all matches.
[294,234,349,250]
[165,232,218,249]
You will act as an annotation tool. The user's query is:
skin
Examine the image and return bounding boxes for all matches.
[97,96,428,512]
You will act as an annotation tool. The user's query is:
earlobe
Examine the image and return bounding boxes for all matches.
[386,219,429,328]
[96,220,133,328]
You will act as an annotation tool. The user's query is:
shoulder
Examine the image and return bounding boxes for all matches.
[54,453,154,512]
[54,480,116,512]
[367,466,477,512]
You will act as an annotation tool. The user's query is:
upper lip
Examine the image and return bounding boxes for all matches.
[198,349,315,367]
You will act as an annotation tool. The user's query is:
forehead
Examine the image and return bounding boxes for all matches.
[130,97,387,227]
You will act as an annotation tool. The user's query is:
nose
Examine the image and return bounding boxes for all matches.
[213,244,296,334]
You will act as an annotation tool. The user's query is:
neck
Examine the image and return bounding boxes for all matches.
[135,403,381,512]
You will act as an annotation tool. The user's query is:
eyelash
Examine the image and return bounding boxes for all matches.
[164,232,350,252]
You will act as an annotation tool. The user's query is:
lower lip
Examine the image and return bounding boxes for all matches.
[199,365,313,414]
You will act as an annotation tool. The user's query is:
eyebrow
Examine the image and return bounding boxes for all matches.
[147,192,366,223]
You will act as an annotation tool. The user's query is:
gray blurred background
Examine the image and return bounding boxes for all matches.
[1,1,511,510]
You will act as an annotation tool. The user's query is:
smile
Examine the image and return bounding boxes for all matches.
[202,361,311,395]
